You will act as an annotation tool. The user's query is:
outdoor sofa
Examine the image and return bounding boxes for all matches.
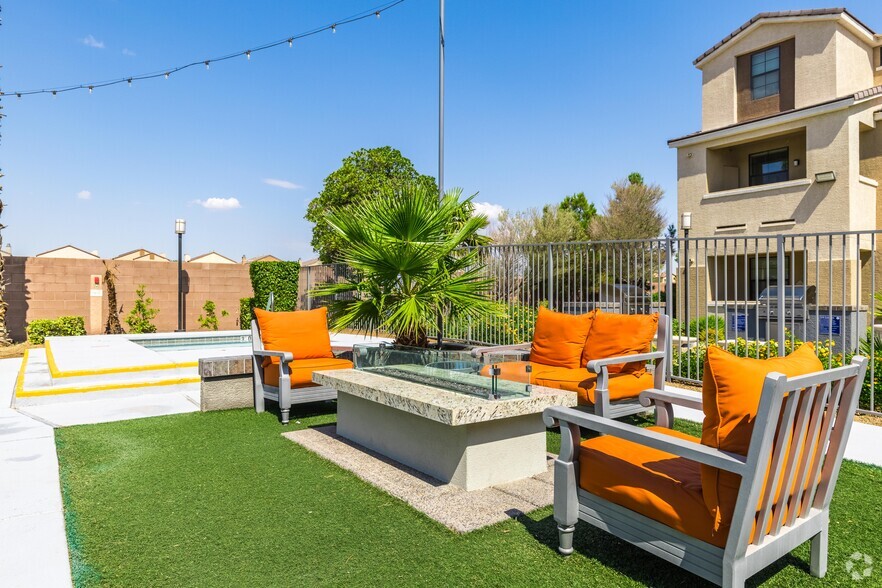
[472,307,668,419]
[543,342,868,587]
[251,307,352,424]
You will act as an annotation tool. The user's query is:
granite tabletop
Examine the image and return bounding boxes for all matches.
[313,368,577,426]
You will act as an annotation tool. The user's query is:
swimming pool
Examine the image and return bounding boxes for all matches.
[134,333,252,351]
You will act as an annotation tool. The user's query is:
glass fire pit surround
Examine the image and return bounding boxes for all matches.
[352,343,532,400]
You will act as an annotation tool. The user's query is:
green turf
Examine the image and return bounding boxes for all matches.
[55,406,882,587]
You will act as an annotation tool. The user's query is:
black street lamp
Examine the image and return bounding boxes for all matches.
[175,218,186,331]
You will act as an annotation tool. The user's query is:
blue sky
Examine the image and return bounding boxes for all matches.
[3,1,882,260]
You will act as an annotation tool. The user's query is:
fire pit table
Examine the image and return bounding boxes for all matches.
[312,343,577,491]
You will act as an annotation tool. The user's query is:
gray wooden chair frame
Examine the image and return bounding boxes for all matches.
[251,319,338,424]
[543,356,868,587]
[472,314,670,419]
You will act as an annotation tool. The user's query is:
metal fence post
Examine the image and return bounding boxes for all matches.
[306,266,312,310]
[547,243,554,310]
[776,235,786,356]
[665,237,674,380]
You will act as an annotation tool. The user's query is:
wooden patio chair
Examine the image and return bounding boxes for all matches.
[251,307,352,424]
[472,309,670,419]
[543,351,868,587]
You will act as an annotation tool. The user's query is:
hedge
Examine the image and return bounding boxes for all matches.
[26,316,86,345]
[249,261,300,311]
[239,297,254,328]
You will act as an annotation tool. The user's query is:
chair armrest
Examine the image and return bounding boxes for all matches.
[639,388,703,410]
[470,343,530,358]
[585,350,665,374]
[253,349,294,364]
[637,387,703,428]
[543,405,747,475]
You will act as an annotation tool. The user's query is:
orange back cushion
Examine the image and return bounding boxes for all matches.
[254,307,334,364]
[581,311,658,373]
[529,307,594,369]
[700,343,822,531]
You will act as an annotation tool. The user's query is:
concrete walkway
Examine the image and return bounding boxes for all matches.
[0,357,72,588]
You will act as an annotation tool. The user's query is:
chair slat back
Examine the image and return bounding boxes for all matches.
[739,357,867,551]
[251,319,264,352]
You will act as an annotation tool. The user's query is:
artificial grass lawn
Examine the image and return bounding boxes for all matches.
[56,406,882,587]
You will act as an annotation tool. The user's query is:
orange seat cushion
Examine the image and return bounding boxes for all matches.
[579,427,727,548]
[701,343,822,532]
[254,307,334,365]
[529,307,594,369]
[263,357,353,388]
[533,367,655,405]
[581,311,658,374]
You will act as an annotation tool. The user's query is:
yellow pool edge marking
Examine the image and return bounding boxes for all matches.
[16,375,201,398]
[44,339,198,379]
[14,349,29,397]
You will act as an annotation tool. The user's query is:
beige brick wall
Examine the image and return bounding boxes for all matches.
[4,256,253,341]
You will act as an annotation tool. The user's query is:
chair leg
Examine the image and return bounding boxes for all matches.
[278,381,292,425]
[722,562,745,588]
[810,528,828,578]
[558,524,575,556]
[280,408,290,425]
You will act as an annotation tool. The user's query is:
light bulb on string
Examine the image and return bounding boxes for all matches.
[52,91,57,98]
[164,72,170,79]
[288,38,293,47]
[375,11,380,19]
[331,24,336,33]
[128,78,132,87]
[205,61,210,70]
[16,93,21,100]
[245,50,251,60]
[88,86,93,94]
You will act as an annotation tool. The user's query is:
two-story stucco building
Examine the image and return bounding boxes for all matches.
[670,8,882,237]
[668,8,882,343]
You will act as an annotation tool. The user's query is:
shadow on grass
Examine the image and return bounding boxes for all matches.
[518,509,811,587]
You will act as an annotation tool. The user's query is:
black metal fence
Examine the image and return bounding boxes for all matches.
[300,230,882,416]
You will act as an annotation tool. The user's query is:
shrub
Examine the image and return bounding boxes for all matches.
[26,316,86,345]
[249,261,300,311]
[239,297,254,329]
[198,300,228,331]
[125,284,159,334]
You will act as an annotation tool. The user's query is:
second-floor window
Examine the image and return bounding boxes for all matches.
[749,147,789,186]
[751,46,780,100]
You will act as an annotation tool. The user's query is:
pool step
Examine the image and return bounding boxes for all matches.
[14,348,200,404]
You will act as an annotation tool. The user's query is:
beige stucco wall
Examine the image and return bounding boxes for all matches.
[706,130,807,192]
[677,101,882,238]
[834,27,875,98]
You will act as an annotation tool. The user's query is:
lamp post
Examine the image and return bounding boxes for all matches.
[175,219,186,332]
[680,212,692,326]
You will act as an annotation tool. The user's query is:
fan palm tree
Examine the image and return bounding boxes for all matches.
[313,184,496,347]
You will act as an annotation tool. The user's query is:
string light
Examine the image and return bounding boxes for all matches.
[2,0,405,99]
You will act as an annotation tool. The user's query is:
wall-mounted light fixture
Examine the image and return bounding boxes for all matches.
[815,171,836,183]
[792,159,800,167]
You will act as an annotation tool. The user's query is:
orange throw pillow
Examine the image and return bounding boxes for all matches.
[700,343,822,531]
[581,311,658,374]
[254,307,335,365]
[529,307,594,369]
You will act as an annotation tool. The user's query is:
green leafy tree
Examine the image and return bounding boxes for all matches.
[559,192,597,237]
[198,300,228,331]
[125,284,159,334]
[312,183,496,347]
[589,174,666,240]
[306,147,438,263]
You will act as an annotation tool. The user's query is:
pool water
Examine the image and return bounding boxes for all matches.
[135,334,252,352]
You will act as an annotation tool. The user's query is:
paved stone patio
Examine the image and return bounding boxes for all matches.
[284,424,555,533]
